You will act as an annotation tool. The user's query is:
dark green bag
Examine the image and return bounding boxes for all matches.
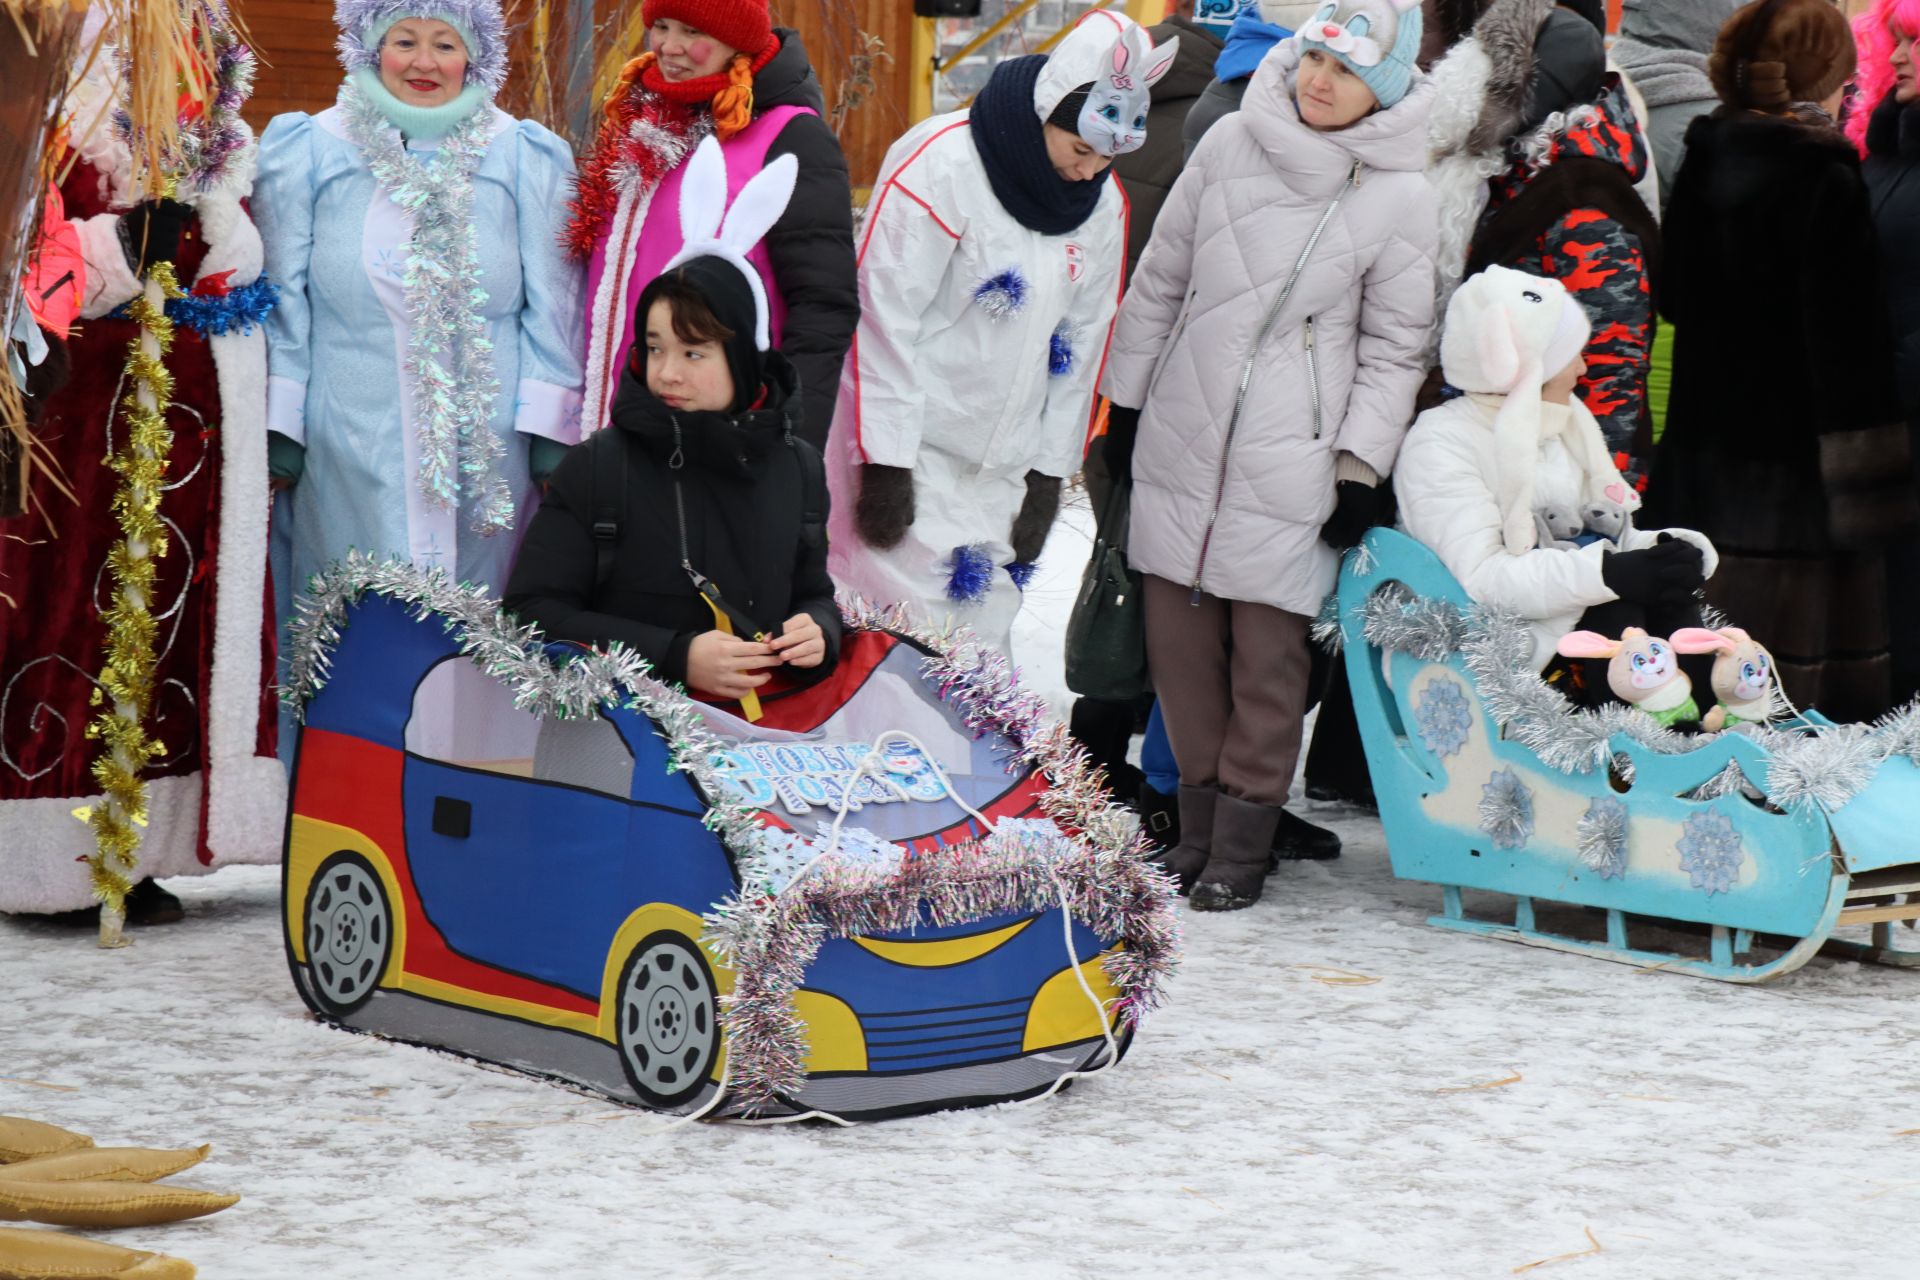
[1065,481,1147,700]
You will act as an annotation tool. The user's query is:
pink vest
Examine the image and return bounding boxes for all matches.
[584,105,808,424]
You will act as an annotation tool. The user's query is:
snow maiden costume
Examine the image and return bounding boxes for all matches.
[255,0,583,620]
[828,11,1177,656]
[567,0,857,448]
[0,2,286,916]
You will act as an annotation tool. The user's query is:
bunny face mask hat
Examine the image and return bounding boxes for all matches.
[1441,265,1625,555]
[1035,10,1180,157]
[657,134,798,392]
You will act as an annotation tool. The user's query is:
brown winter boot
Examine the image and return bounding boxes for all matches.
[1190,794,1284,912]
[1152,785,1216,895]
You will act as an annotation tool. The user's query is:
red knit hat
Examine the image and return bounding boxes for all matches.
[641,0,774,61]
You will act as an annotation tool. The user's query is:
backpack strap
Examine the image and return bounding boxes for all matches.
[588,428,628,600]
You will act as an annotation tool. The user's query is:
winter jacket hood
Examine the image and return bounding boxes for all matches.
[1101,40,1439,615]
[757,28,828,115]
[1241,41,1435,177]
[610,349,803,472]
[1489,77,1649,207]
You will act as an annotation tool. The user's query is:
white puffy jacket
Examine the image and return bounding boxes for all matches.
[1396,394,1719,668]
[1100,43,1439,615]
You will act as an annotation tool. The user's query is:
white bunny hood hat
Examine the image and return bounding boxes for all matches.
[1034,8,1179,157]
[661,135,798,353]
[1441,266,1622,554]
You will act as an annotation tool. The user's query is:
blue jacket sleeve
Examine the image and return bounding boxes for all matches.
[511,120,587,443]
[254,112,317,443]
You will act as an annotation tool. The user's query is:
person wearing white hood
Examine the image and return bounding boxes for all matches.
[1396,265,1719,692]
[826,11,1178,656]
[1101,1,1438,912]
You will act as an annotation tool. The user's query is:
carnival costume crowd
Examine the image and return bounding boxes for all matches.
[7,0,1920,922]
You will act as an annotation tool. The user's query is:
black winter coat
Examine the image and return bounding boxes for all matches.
[504,356,842,690]
[756,29,860,449]
[1866,92,1920,420]
[1111,16,1224,279]
[1644,109,1912,555]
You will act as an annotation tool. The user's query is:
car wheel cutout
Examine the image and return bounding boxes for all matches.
[304,853,394,1015]
[615,932,721,1109]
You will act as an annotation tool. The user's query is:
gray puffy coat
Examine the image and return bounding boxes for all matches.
[1101,43,1439,615]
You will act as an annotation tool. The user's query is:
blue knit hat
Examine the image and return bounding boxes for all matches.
[1193,0,1247,35]
[1293,0,1423,109]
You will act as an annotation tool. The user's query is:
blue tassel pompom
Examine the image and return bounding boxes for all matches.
[1047,321,1075,377]
[1007,560,1038,591]
[945,543,996,603]
[972,268,1029,321]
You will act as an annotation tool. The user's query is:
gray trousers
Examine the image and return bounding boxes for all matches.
[1143,573,1312,808]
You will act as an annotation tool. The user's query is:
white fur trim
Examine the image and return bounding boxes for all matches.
[0,776,206,913]
[202,324,287,866]
[1424,38,1501,357]
[74,212,141,319]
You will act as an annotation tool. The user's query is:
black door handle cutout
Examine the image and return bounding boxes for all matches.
[432,796,472,839]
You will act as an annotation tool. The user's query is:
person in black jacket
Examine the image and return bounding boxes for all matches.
[507,256,841,713]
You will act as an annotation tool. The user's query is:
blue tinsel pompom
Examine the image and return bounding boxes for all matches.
[1047,327,1075,377]
[945,544,996,603]
[117,275,282,338]
[972,268,1028,321]
[1007,560,1038,591]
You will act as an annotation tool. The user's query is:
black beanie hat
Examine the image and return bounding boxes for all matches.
[1045,81,1094,134]
[633,255,766,414]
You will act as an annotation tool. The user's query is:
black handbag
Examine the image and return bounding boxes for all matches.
[1065,480,1148,700]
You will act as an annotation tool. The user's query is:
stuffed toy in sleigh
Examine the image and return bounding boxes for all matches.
[279,556,1176,1120]
[1334,529,1920,982]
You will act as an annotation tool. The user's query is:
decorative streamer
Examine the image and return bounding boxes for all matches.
[282,556,1181,1113]
[339,78,512,535]
[86,263,184,948]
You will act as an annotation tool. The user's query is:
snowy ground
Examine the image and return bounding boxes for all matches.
[8,494,1920,1277]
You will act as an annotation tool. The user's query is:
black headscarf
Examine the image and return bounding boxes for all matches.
[631,256,766,415]
[969,54,1110,235]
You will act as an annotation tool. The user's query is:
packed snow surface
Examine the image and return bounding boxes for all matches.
[7,497,1919,1277]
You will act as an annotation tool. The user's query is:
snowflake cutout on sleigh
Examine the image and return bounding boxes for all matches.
[1414,677,1472,758]
[1677,810,1744,896]
[1577,794,1629,880]
[1478,768,1534,850]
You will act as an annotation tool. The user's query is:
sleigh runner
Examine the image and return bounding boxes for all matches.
[1336,529,1920,982]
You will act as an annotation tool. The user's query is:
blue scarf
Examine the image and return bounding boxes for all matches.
[969,55,1109,237]
[1214,8,1293,84]
[350,67,487,142]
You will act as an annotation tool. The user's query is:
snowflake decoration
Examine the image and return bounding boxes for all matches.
[1576,794,1629,880]
[1478,768,1534,850]
[1677,810,1745,896]
[1414,677,1472,758]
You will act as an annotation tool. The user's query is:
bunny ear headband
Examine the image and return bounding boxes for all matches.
[661,135,798,352]
[1034,9,1180,157]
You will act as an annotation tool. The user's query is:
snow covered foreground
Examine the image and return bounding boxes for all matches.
[8,498,1920,1278]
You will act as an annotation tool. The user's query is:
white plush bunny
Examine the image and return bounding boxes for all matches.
[661,135,799,352]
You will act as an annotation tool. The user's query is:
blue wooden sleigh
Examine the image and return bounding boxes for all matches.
[1337,530,1920,982]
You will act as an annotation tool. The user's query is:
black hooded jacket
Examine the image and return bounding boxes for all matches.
[755,29,860,449]
[505,352,842,689]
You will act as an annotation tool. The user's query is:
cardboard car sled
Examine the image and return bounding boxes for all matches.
[1336,529,1920,982]
[280,557,1177,1120]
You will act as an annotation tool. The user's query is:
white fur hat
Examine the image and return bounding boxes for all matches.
[1441,266,1616,554]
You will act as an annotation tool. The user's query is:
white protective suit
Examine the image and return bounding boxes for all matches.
[826,14,1168,654]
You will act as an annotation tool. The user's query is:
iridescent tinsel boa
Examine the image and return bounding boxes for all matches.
[1347,583,1920,818]
[283,556,1181,1114]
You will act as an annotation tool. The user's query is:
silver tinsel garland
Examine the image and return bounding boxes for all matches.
[283,559,1179,1114]
[1354,587,1920,815]
[342,80,514,535]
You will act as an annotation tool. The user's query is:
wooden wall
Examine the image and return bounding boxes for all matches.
[235,0,915,187]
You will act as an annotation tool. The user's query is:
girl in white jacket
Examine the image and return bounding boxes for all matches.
[1396,266,1719,698]
[826,12,1177,656]
[1100,0,1438,911]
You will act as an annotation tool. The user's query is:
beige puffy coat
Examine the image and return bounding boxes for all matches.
[1101,42,1439,614]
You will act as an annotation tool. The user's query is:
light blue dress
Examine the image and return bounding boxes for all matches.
[255,100,584,617]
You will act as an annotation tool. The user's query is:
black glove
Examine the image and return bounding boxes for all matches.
[1319,480,1383,551]
[1104,405,1141,485]
[119,199,193,275]
[1009,471,1062,565]
[1601,535,1705,606]
[854,463,916,550]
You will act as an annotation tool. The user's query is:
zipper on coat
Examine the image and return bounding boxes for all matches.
[1305,316,1322,439]
[1188,162,1359,605]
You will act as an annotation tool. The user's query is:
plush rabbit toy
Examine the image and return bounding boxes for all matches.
[1554,628,1700,727]
[1671,627,1778,730]
[661,136,800,353]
